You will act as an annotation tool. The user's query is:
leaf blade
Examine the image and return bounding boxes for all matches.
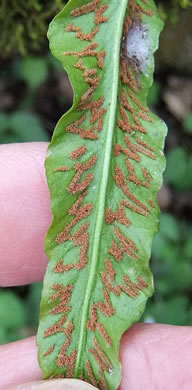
[37,1,167,389]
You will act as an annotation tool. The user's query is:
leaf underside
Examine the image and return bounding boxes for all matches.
[37,1,167,389]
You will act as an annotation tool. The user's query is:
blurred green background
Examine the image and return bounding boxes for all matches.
[0,1,192,344]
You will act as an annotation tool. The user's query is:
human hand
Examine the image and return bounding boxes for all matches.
[0,142,192,390]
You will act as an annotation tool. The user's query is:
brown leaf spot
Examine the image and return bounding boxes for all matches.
[54,261,74,273]
[119,275,148,298]
[121,88,135,113]
[85,361,98,387]
[87,304,97,331]
[96,322,113,346]
[108,241,123,262]
[105,206,131,227]
[104,259,117,282]
[66,24,99,41]
[128,91,148,112]
[94,338,112,369]
[55,166,70,172]
[135,3,154,17]
[114,227,138,260]
[71,0,101,17]
[142,167,152,182]
[43,345,55,357]
[114,165,150,215]
[70,146,87,160]
[96,286,116,315]
[89,341,111,371]
[44,316,67,338]
[120,199,149,217]
[120,58,138,93]
[101,271,121,296]
[63,43,106,69]
[138,110,153,122]
[148,199,155,208]
[126,160,150,188]
[95,4,109,25]
[69,173,94,195]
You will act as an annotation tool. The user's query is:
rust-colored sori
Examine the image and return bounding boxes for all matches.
[38,0,165,389]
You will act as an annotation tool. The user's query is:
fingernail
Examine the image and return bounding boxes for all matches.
[7,379,97,390]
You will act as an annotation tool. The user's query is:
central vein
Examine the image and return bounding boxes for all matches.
[74,0,128,375]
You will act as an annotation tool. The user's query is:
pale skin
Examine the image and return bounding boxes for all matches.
[0,142,192,390]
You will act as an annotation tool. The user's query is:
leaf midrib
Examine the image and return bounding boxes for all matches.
[74,0,128,375]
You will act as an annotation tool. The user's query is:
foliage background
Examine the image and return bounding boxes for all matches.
[0,1,192,344]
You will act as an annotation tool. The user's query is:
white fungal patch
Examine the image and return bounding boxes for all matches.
[125,23,152,75]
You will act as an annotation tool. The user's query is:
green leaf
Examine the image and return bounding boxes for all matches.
[147,81,161,106]
[0,112,8,135]
[159,213,179,241]
[9,111,49,142]
[20,56,49,89]
[165,147,192,190]
[27,282,43,327]
[0,326,7,344]
[0,290,26,329]
[0,111,49,143]
[37,1,166,388]
[183,239,192,259]
[165,147,187,189]
[184,113,192,135]
[144,296,190,325]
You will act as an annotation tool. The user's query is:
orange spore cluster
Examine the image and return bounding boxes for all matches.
[71,0,109,26]
[105,206,131,227]
[108,241,123,262]
[63,43,106,70]
[70,145,87,160]
[66,24,99,41]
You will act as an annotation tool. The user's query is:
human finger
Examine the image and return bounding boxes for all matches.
[0,337,97,390]
[119,323,192,390]
[0,336,41,389]
[0,142,51,287]
[1,324,192,390]
[6,379,97,390]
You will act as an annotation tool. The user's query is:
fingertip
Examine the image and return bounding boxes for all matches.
[0,336,42,389]
[119,323,192,390]
[6,379,97,390]
[0,142,51,286]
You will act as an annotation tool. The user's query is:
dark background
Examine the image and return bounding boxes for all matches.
[0,1,192,344]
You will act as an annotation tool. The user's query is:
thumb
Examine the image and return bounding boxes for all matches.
[7,379,98,390]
